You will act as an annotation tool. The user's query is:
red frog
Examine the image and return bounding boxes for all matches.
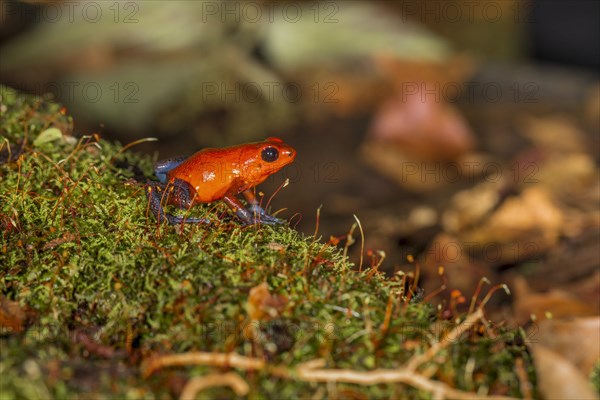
[146,137,296,225]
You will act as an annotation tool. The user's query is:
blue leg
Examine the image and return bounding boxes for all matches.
[154,156,187,184]
[146,179,210,225]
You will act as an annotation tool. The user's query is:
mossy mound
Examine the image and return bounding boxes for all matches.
[0,86,534,399]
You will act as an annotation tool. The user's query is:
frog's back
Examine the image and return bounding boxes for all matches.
[167,147,244,203]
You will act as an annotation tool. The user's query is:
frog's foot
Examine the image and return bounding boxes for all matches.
[248,204,286,225]
[145,181,210,225]
[238,214,284,226]
[166,212,211,225]
[223,192,285,226]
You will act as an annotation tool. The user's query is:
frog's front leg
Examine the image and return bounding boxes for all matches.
[242,189,285,225]
[146,179,210,225]
[154,156,187,184]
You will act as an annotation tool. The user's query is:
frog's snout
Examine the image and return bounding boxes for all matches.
[282,148,296,161]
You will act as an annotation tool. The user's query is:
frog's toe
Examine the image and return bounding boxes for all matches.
[237,215,273,226]
[247,205,285,225]
[167,214,212,225]
[260,214,285,225]
[245,214,285,226]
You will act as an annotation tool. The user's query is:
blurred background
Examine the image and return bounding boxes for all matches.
[1,0,598,312]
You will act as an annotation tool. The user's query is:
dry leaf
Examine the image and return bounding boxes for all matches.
[421,233,496,303]
[527,233,600,291]
[459,187,564,264]
[530,344,598,400]
[585,83,600,129]
[366,56,475,162]
[367,89,475,161]
[42,231,77,251]
[359,142,486,193]
[518,115,587,153]
[513,277,597,325]
[442,179,506,233]
[0,295,26,334]
[561,271,600,314]
[534,152,598,196]
[535,317,600,376]
[247,282,287,322]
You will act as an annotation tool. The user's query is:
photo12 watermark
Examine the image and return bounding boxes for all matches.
[409,239,543,265]
[399,160,539,185]
[200,81,340,104]
[200,1,340,23]
[12,81,141,104]
[399,81,540,104]
[2,1,140,24]
[400,1,534,24]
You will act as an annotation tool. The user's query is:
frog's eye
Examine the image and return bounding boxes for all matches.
[261,146,279,163]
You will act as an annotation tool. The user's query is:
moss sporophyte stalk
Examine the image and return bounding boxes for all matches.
[0,86,535,399]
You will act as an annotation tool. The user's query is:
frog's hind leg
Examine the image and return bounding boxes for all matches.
[154,156,187,183]
[146,181,171,223]
[146,179,210,225]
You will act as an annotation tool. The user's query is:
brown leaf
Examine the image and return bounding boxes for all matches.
[367,90,475,161]
[530,344,598,400]
[74,329,116,358]
[525,231,600,292]
[359,141,486,193]
[518,115,587,153]
[0,295,26,334]
[364,55,475,164]
[442,179,506,233]
[585,84,600,130]
[421,233,496,303]
[247,283,287,322]
[533,152,598,200]
[42,231,77,251]
[458,187,564,264]
[513,277,597,325]
[535,317,600,376]
[561,271,600,315]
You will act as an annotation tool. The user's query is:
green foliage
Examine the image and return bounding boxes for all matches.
[591,360,600,395]
[0,85,533,399]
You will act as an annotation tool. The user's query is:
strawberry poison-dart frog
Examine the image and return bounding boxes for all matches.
[145,137,296,225]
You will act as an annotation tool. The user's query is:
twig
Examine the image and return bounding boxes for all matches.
[142,308,517,400]
[514,357,532,400]
[179,372,249,400]
[405,308,484,372]
[295,358,514,400]
[142,351,265,378]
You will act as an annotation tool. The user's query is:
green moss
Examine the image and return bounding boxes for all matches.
[1,85,534,399]
[591,360,600,395]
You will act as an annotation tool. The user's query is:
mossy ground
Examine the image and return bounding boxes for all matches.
[1,86,534,399]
